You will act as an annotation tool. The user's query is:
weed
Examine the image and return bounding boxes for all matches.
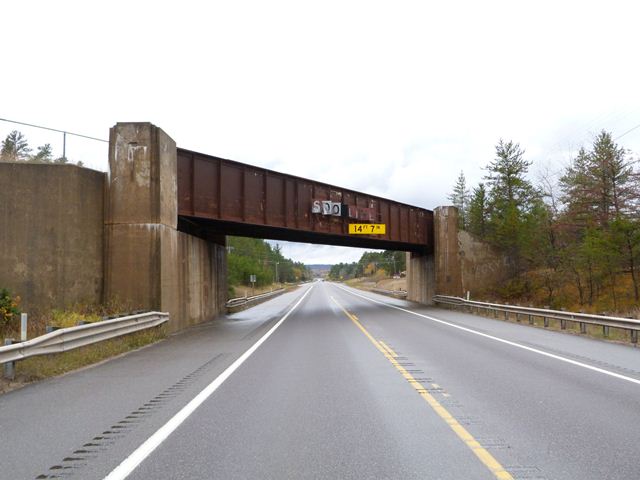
[15,326,167,381]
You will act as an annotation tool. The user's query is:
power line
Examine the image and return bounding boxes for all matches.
[615,122,640,141]
[0,117,108,143]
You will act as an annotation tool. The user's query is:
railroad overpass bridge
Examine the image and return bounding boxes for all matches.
[105,123,461,330]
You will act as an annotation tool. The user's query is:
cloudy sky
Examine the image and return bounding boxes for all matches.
[2,1,640,263]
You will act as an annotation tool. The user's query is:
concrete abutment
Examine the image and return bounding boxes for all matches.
[104,123,226,332]
[406,206,464,304]
[406,251,435,304]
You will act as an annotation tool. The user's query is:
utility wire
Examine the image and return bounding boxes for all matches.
[615,122,640,141]
[0,117,108,143]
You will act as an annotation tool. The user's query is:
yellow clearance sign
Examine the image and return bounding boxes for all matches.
[349,224,386,234]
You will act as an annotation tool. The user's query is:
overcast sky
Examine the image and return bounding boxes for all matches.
[2,1,640,264]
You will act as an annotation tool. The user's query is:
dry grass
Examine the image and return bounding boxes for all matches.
[1,301,167,395]
[345,276,406,291]
[0,327,166,394]
[229,282,300,299]
[0,299,137,340]
[482,271,640,320]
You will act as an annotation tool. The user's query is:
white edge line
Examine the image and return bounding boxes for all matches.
[103,285,314,480]
[334,284,640,387]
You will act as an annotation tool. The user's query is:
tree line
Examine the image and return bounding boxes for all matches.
[227,237,311,292]
[0,130,83,166]
[449,130,640,312]
[328,250,406,280]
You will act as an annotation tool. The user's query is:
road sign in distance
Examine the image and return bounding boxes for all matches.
[349,224,386,234]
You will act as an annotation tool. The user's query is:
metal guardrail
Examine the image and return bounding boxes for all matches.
[0,311,169,366]
[371,287,408,299]
[226,289,286,309]
[434,295,640,343]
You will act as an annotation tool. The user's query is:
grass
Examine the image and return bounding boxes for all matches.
[1,301,167,394]
[13,326,167,382]
[49,309,101,328]
[229,282,301,299]
[1,299,138,340]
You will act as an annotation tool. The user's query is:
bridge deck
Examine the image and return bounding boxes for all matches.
[177,148,433,252]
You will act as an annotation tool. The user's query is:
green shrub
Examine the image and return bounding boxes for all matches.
[0,288,20,330]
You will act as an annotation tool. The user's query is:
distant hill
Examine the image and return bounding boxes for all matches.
[307,264,332,277]
[307,264,333,272]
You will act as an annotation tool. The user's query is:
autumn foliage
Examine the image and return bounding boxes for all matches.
[451,131,640,314]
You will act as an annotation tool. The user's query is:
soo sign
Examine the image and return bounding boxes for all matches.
[312,200,342,217]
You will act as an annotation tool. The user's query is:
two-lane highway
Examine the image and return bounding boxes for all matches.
[2,282,639,479]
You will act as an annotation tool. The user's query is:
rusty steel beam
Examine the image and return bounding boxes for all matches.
[177,148,433,253]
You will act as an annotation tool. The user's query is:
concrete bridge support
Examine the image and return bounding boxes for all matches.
[434,206,463,297]
[104,123,226,332]
[406,252,435,304]
[406,206,464,304]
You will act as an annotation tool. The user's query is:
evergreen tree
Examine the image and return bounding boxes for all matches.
[0,130,31,162]
[561,131,636,228]
[483,139,540,274]
[467,183,488,238]
[448,171,469,229]
[29,143,53,163]
[560,131,640,301]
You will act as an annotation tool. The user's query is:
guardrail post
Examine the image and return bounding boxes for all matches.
[21,313,28,341]
[580,322,587,334]
[542,307,549,327]
[631,330,638,344]
[528,314,533,325]
[3,339,15,380]
[603,325,610,337]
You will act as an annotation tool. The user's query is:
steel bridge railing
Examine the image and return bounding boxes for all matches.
[434,295,640,343]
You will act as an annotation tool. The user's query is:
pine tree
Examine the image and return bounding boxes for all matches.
[0,130,31,162]
[467,183,488,238]
[560,147,592,226]
[484,139,540,274]
[560,131,640,302]
[29,143,53,163]
[448,171,469,229]
[485,140,536,211]
[561,131,637,227]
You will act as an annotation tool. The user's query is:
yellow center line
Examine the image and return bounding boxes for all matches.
[330,296,514,480]
[378,340,398,358]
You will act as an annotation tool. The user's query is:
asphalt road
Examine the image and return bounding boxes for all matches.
[1,282,639,479]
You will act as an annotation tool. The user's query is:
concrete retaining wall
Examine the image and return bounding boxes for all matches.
[432,205,509,298]
[0,163,105,313]
[0,124,228,332]
[173,230,226,331]
[458,230,509,296]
